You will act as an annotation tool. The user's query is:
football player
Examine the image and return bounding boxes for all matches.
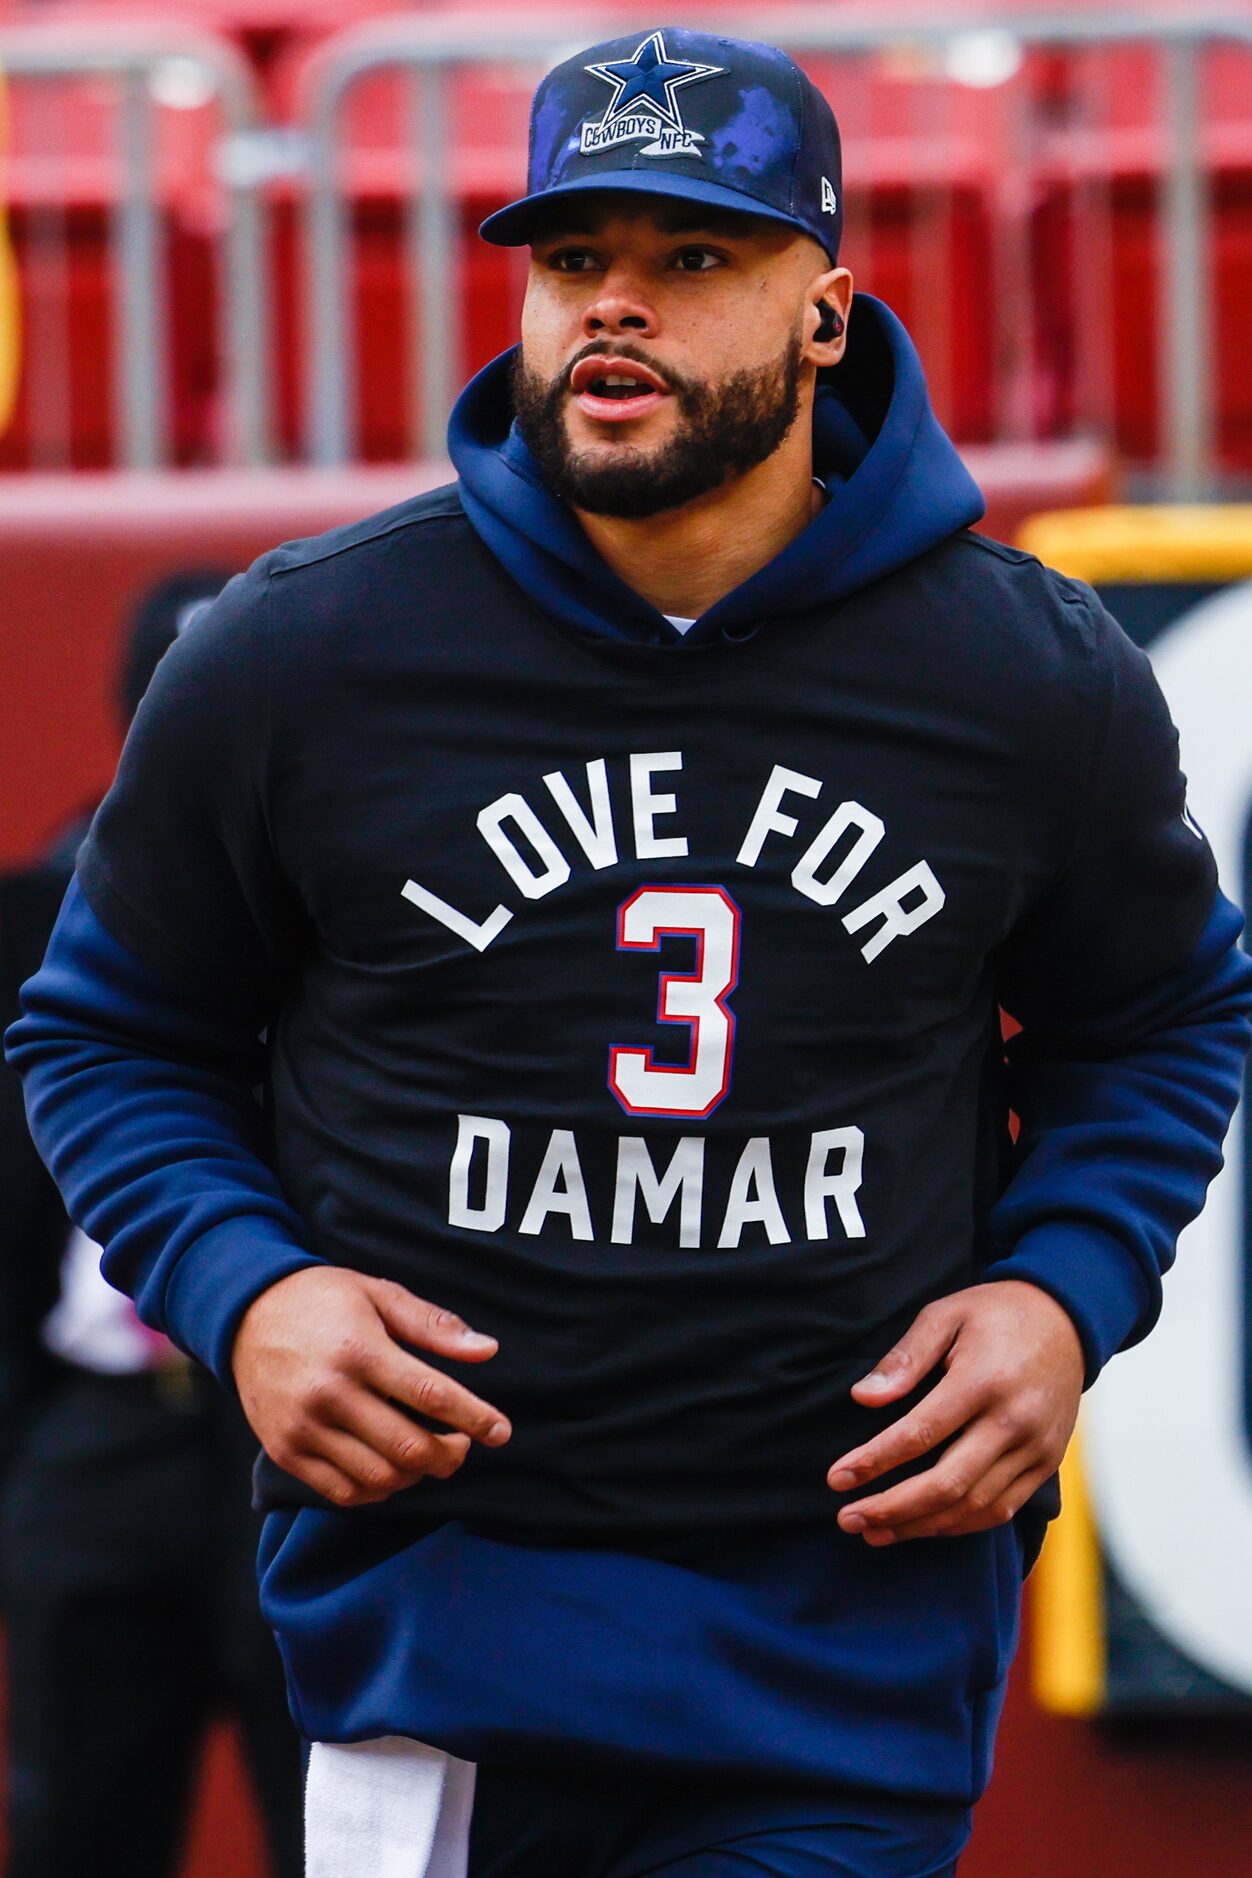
[9,29,1252,1878]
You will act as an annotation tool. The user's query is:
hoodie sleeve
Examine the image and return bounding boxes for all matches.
[985,589,1252,1383]
[3,558,324,1385]
[4,878,322,1384]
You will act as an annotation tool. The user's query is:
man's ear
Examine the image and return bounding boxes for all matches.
[804,266,854,365]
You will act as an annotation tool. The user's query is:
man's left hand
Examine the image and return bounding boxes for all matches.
[827,1280,1085,1545]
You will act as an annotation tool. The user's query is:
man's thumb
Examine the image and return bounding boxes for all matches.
[850,1300,957,1405]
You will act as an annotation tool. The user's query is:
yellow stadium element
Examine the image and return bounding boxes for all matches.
[1019,506,1252,585]
[1031,1428,1105,1716]
[0,67,19,436]
[1019,501,1252,1717]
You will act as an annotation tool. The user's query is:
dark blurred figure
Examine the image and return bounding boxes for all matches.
[0,572,303,1878]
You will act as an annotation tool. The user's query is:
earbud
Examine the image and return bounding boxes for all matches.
[814,300,844,344]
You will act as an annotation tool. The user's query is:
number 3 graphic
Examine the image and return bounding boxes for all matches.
[609,885,741,1118]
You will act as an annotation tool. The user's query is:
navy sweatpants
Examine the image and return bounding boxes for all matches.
[467,1763,969,1876]
[304,1739,971,1877]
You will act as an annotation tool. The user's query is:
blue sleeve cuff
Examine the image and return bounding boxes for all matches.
[982,1222,1151,1387]
[162,1221,324,1386]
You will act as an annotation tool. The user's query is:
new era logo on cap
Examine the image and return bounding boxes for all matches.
[480,26,844,265]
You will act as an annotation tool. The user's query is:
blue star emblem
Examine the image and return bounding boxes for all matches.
[585,30,723,132]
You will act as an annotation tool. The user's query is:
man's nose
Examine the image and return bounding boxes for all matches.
[582,277,657,339]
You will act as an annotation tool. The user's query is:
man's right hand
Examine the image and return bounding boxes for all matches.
[231,1266,511,1507]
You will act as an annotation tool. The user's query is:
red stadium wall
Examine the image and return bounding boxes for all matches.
[0,469,446,863]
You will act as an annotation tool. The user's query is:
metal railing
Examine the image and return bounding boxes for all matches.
[295,8,1252,497]
[0,20,270,468]
[1,10,1247,488]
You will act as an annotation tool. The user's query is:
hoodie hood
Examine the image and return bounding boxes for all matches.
[447,294,984,647]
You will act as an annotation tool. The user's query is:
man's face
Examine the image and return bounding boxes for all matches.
[514,195,827,519]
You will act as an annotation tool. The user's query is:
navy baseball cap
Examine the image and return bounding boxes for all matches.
[480,27,843,262]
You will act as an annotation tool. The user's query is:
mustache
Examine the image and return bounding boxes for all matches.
[552,340,698,401]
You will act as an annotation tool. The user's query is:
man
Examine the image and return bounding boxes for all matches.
[8,28,1252,1878]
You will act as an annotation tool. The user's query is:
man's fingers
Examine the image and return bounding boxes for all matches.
[368,1345,511,1447]
[280,1447,391,1510]
[824,1279,1086,1546]
[836,1417,1014,1533]
[341,1388,501,1476]
[837,1412,1036,1532]
[828,1371,975,1492]
[848,1299,960,1409]
[365,1277,500,1362]
[355,1279,512,1443]
[858,1453,1049,1546]
[232,1270,513,1498]
[305,1423,472,1501]
[309,1427,414,1499]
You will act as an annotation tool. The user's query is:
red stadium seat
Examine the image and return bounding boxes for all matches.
[1,3,1250,470]
[0,9,245,468]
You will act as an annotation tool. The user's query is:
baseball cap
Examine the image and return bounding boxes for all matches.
[480,26,843,262]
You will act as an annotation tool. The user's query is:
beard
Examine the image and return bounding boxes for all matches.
[510,333,804,519]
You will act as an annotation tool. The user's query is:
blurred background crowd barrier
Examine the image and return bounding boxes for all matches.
[1,3,1251,1875]
[0,2,1248,485]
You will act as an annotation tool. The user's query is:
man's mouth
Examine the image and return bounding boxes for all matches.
[568,356,671,423]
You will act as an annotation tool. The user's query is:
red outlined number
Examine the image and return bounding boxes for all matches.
[609,886,741,1118]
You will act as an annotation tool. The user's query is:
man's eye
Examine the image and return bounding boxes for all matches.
[549,249,598,273]
[672,248,721,272]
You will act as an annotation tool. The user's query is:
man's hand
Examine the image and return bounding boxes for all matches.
[232,1267,511,1508]
[827,1280,1084,1545]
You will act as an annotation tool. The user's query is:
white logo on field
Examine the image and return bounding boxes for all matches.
[580,30,724,160]
[821,176,838,215]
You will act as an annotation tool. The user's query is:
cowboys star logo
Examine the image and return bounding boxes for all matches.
[580,30,724,160]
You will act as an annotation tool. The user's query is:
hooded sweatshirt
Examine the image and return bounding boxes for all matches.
[8,296,1252,1803]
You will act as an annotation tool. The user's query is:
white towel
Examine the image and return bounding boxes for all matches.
[305,1736,477,1878]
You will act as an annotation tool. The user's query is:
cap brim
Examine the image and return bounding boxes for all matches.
[479,170,817,248]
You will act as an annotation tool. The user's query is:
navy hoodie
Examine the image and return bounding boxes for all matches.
[8,296,1252,1802]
